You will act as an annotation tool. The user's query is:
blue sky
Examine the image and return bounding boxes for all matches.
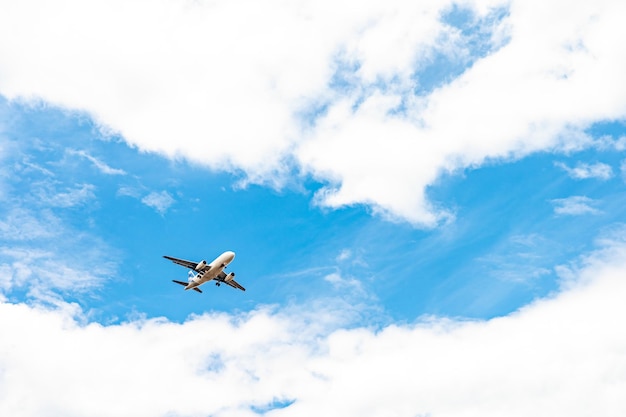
[3,97,624,321]
[2,1,626,416]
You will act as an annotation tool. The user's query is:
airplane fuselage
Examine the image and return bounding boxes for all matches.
[184,251,235,291]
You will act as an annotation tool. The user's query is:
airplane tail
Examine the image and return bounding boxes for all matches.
[172,280,202,293]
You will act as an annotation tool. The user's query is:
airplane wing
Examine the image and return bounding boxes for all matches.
[172,279,202,293]
[216,271,246,291]
[163,256,199,270]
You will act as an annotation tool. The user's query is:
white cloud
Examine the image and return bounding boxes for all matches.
[555,161,613,180]
[32,182,96,208]
[323,271,365,295]
[552,196,601,216]
[20,159,55,177]
[336,249,352,262]
[615,136,626,151]
[0,246,113,296]
[141,190,175,215]
[0,208,61,241]
[477,234,554,283]
[67,149,126,175]
[0,213,118,298]
[116,185,142,199]
[1,231,626,416]
[1,0,626,225]
[0,145,118,299]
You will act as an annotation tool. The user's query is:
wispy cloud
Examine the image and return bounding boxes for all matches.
[0,136,117,301]
[116,186,142,199]
[141,191,175,215]
[552,196,601,216]
[0,245,115,295]
[476,234,554,283]
[555,161,613,180]
[0,208,61,241]
[20,159,55,177]
[118,186,177,215]
[32,182,96,208]
[0,213,117,299]
[336,249,352,262]
[323,271,365,294]
[67,149,126,175]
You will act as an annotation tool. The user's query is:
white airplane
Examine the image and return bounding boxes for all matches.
[164,251,245,293]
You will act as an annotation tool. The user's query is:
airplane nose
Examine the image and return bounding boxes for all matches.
[225,251,235,262]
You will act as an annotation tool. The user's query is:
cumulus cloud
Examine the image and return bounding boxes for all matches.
[1,0,625,226]
[552,196,601,216]
[555,161,614,180]
[1,231,626,416]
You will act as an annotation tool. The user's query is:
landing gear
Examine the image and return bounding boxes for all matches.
[215,282,221,287]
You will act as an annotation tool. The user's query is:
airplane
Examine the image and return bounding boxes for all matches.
[164,251,245,293]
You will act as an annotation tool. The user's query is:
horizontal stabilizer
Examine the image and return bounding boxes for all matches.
[172,280,202,293]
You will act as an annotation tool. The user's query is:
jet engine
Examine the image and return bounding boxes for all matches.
[195,260,207,271]
[224,272,236,282]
